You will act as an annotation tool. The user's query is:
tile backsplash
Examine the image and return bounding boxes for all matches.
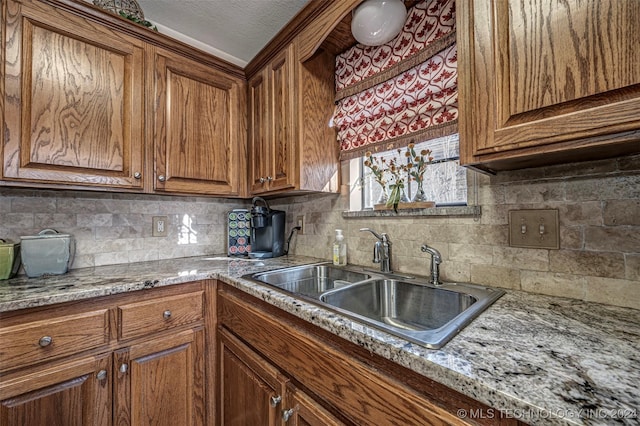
[0,189,247,268]
[1,154,638,309]
[272,154,640,310]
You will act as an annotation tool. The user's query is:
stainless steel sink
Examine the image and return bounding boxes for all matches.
[320,279,503,348]
[244,263,504,348]
[249,264,370,299]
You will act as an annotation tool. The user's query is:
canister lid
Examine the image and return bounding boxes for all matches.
[20,229,72,240]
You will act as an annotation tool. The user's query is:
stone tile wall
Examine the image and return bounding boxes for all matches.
[1,154,638,309]
[273,154,640,309]
[0,188,248,269]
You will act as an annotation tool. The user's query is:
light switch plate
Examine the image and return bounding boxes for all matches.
[152,216,168,237]
[508,209,559,249]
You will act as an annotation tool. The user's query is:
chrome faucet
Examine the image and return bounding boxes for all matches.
[421,244,442,286]
[360,228,392,273]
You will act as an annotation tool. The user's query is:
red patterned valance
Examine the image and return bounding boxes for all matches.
[334,44,457,159]
[334,0,458,160]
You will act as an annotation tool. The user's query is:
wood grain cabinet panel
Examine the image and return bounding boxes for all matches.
[2,0,145,188]
[284,383,346,426]
[0,309,109,372]
[0,353,112,426]
[458,0,640,171]
[248,42,339,196]
[117,291,204,341]
[115,328,205,426]
[249,45,296,195]
[152,47,245,196]
[218,329,288,426]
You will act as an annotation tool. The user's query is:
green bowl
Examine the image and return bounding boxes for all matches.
[0,240,21,280]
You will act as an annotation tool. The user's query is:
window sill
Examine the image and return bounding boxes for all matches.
[342,205,480,219]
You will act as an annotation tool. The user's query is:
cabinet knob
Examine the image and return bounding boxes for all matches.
[96,370,107,381]
[134,172,142,179]
[38,336,52,347]
[282,408,294,422]
[259,177,266,183]
[158,175,166,182]
[163,310,172,319]
[120,363,128,374]
[270,395,282,407]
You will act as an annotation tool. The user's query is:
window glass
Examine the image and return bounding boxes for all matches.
[361,134,466,209]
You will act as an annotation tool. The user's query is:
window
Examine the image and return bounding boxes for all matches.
[350,134,467,211]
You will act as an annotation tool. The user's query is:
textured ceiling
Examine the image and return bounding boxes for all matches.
[136,0,311,67]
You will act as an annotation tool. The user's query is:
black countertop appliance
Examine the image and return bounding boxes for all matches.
[249,197,286,259]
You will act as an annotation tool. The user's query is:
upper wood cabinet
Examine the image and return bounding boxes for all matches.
[152,47,246,196]
[1,0,246,197]
[458,0,640,172]
[248,45,296,195]
[248,41,339,196]
[2,0,145,189]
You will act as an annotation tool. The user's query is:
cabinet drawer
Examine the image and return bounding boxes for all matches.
[118,291,204,340]
[0,309,109,372]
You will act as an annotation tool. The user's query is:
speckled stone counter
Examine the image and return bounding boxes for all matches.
[1,255,638,426]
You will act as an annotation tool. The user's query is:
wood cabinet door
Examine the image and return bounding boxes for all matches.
[458,0,640,169]
[0,353,111,426]
[248,70,272,194]
[114,328,206,426]
[2,0,145,189]
[248,45,297,195]
[284,383,346,426]
[218,328,287,426]
[152,47,243,196]
[267,45,296,193]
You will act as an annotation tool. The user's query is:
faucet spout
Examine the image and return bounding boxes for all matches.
[360,228,392,273]
[421,244,442,286]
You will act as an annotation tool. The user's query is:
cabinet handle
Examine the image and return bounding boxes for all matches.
[96,370,107,381]
[259,177,266,183]
[270,395,282,407]
[134,172,142,179]
[163,310,172,319]
[158,175,166,182]
[266,176,273,182]
[38,336,52,347]
[282,408,294,422]
[120,363,128,374]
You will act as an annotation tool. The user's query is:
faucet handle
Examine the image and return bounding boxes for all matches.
[360,227,383,241]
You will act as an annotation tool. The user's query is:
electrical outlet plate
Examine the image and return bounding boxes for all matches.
[152,216,168,237]
[508,209,559,249]
[296,215,305,235]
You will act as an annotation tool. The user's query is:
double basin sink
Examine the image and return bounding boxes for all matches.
[244,263,504,349]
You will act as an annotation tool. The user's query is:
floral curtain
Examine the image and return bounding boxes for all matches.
[333,0,457,160]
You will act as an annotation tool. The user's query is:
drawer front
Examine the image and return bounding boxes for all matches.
[118,291,204,340]
[0,309,109,372]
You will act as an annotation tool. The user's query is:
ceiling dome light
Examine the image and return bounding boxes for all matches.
[351,0,407,46]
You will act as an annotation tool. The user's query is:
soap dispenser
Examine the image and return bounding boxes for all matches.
[332,229,347,266]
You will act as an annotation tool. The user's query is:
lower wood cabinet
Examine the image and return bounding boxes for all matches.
[0,281,208,426]
[218,328,344,426]
[0,353,112,426]
[115,328,205,426]
[218,282,521,426]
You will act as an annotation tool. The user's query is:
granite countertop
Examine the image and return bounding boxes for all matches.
[0,255,638,426]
